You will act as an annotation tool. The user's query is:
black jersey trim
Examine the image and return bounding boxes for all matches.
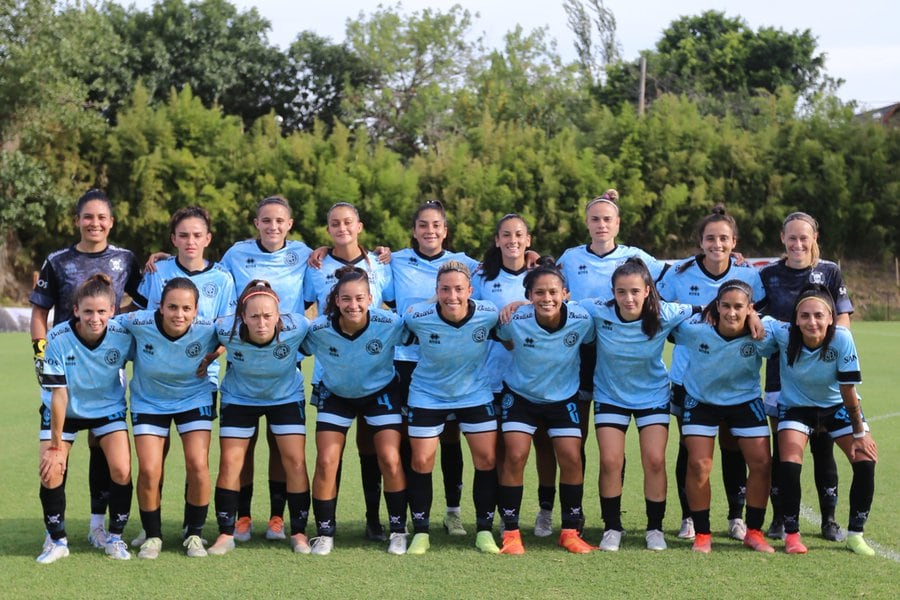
[535,302,569,333]
[500,265,528,276]
[154,311,192,342]
[175,258,214,276]
[255,239,287,254]
[413,248,447,262]
[585,243,618,260]
[40,374,67,387]
[436,299,476,328]
[331,312,371,341]
[69,318,108,350]
[837,370,861,383]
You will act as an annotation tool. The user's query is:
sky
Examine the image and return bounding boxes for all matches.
[128,0,898,110]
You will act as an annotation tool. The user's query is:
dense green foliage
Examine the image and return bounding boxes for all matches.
[1,1,897,285]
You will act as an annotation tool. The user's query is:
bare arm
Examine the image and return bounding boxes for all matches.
[836,313,851,328]
[31,305,50,341]
[840,384,877,461]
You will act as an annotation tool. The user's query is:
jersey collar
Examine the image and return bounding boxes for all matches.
[436,299,476,328]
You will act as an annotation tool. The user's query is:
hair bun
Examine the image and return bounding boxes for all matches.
[711,203,726,216]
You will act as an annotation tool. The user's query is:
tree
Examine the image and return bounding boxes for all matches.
[563,0,620,85]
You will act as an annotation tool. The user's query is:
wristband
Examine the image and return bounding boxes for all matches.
[852,431,866,439]
[33,338,47,358]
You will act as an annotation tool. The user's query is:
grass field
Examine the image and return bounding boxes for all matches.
[1,324,899,599]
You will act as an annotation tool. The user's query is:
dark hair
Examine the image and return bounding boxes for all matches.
[324,265,371,320]
[256,195,293,217]
[701,279,753,333]
[410,200,449,252]
[523,256,565,298]
[75,188,113,217]
[160,277,200,306]
[786,284,837,366]
[609,257,661,338]
[169,206,212,237]
[230,279,283,343]
[72,273,115,308]
[480,214,530,281]
[327,202,372,269]
[696,203,738,244]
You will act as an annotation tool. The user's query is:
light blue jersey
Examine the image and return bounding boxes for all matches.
[217,313,309,406]
[673,317,777,406]
[221,239,311,314]
[40,319,133,419]
[583,300,694,409]
[472,266,527,392]
[657,256,767,385]
[117,311,219,414]
[301,308,406,398]
[402,299,497,409]
[559,244,666,301]
[766,319,861,409]
[390,248,480,362]
[495,303,594,403]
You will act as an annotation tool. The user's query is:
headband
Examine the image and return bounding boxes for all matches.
[244,290,279,304]
[797,295,833,313]
[586,196,619,214]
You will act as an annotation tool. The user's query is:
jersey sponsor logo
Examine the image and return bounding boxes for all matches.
[104,349,121,365]
[370,313,394,324]
[843,353,857,364]
[202,283,218,297]
[689,285,700,296]
[329,346,340,357]
[131,318,154,326]
[36,278,48,289]
[65,354,76,366]
[284,251,300,266]
[64,262,79,276]
[492,282,502,292]
[233,350,244,361]
[185,341,203,358]
[245,257,256,266]
[142,343,155,355]
[577,265,588,274]
[428,333,441,344]
[311,321,329,332]
[523,336,536,348]
[699,343,710,354]
[823,347,838,362]
[809,272,825,284]
[512,312,530,321]
[412,308,434,319]
[476,304,496,312]
[109,258,124,272]
[472,326,488,342]
[45,357,60,368]
[408,256,418,265]
[366,339,383,355]
[569,312,588,320]
[740,343,756,358]
[564,332,579,347]
[273,343,291,359]
[602,320,613,331]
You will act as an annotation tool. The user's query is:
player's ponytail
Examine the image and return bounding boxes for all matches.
[325,266,371,320]
[610,257,661,339]
[72,273,115,308]
[523,256,566,297]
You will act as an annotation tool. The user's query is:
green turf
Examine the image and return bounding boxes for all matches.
[1,324,898,599]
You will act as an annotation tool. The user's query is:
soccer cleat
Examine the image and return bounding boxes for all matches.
[309,535,334,556]
[645,529,667,551]
[767,516,785,540]
[290,532,311,554]
[728,517,747,541]
[533,508,553,538]
[407,532,430,555]
[365,521,387,542]
[784,532,808,554]
[677,517,695,540]
[821,518,846,542]
[105,535,132,560]
[743,529,775,554]
[499,529,525,555]
[387,532,408,555]
[265,516,286,540]
[131,528,147,547]
[559,529,595,554]
[36,538,69,564]
[692,532,712,554]
[87,525,108,549]
[137,537,162,560]
[599,529,622,552]
[42,532,53,555]
[183,535,207,558]
[207,534,235,556]
[233,516,252,542]
[847,533,875,556]
[443,511,466,536]
[475,530,500,554]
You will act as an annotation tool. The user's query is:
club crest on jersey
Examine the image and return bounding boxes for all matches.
[104,349,121,365]
[809,272,825,284]
[202,283,218,297]
[366,339,383,355]
[740,343,756,358]
[273,343,291,359]
[185,342,203,358]
[823,347,838,362]
[284,251,299,266]
[564,332,579,347]
[109,258,124,272]
[472,326,488,343]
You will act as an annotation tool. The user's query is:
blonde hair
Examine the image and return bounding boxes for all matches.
[782,212,820,266]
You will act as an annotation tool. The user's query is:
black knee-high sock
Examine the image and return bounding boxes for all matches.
[600,495,622,532]
[40,484,67,540]
[359,453,383,525]
[215,487,239,534]
[237,484,253,519]
[770,433,782,518]
[441,441,463,508]
[810,432,839,521]
[107,481,132,535]
[313,497,337,536]
[498,485,524,531]
[848,461,875,533]
[407,470,433,534]
[184,502,208,538]
[287,491,310,536]
[384,490,407,533]
[645,498,666,531]
[559,483,584,530]
[537,485,555,511]
[778,461,803,534]
[746,505,766,531]
[473,468,497,532]
[269,480,287,519]
[721,447,747,519]
[675,440,690,519]
[89,445,111,515]
[691,508,711,535]
[140,508,162,539]
[182,480,189,528]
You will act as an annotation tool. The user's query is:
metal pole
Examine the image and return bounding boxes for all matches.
[638,56,647,117]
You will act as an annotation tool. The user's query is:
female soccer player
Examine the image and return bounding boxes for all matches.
[584,257,696,552]
[495,258,596,555]
[117,278,220,559]
[302,266,408,555]
[402,261,500,555]
[657,205,766,541]
[760,212,853,541]
[36,274,134,563]
[208,281,311,556]
[673,280,775,554]
[768,285,877,555]
[29,188,144,550]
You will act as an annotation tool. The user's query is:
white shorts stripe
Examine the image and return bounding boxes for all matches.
[683,424,720,437]
[363,414,403,427]
[547,427,582,439]
[175,420,214,435]
[317,412,354,428]
[730,425,770,438]
[220,425,258,439]
[133,423,170,437]
[270,423,306,436]
[459,420,497,434]
[501,422,537,435]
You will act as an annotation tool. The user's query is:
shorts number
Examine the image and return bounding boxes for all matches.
[566,402,580,425]
[485,404,496,418]
[199,405,213,418]
[377,394,393,411]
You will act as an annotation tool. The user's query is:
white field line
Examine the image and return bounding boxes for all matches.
[799,505,900,562]
[866,412,900,422]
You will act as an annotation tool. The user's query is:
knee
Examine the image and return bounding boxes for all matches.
[687,457,713,478]
[471,454,495,471]
[504,449,529,474]
[643,453,666,476]
[411,456,433,474]
[600,453,623,475]
[184,455,209,478]
[108,463,131,484]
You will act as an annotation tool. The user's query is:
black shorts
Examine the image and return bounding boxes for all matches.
[778,404,869,439]
[407,402,497,438]
[594,401,670,432]
[393,359,416,409]
[499,387,583,439]
[132,402,216,437]
[220,400,306,439]
[315,379,403,434]
[682,395,769,438]
[38,404,127,443]
[669,383,687,417]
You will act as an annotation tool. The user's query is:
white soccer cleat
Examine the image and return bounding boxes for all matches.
[36,538,70,564]
[138,537,162,560]
[183,535,208,558]
[534,508,554,537]
[645,529,667,551]
[387,532,408,555]
[309,536,334,556]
